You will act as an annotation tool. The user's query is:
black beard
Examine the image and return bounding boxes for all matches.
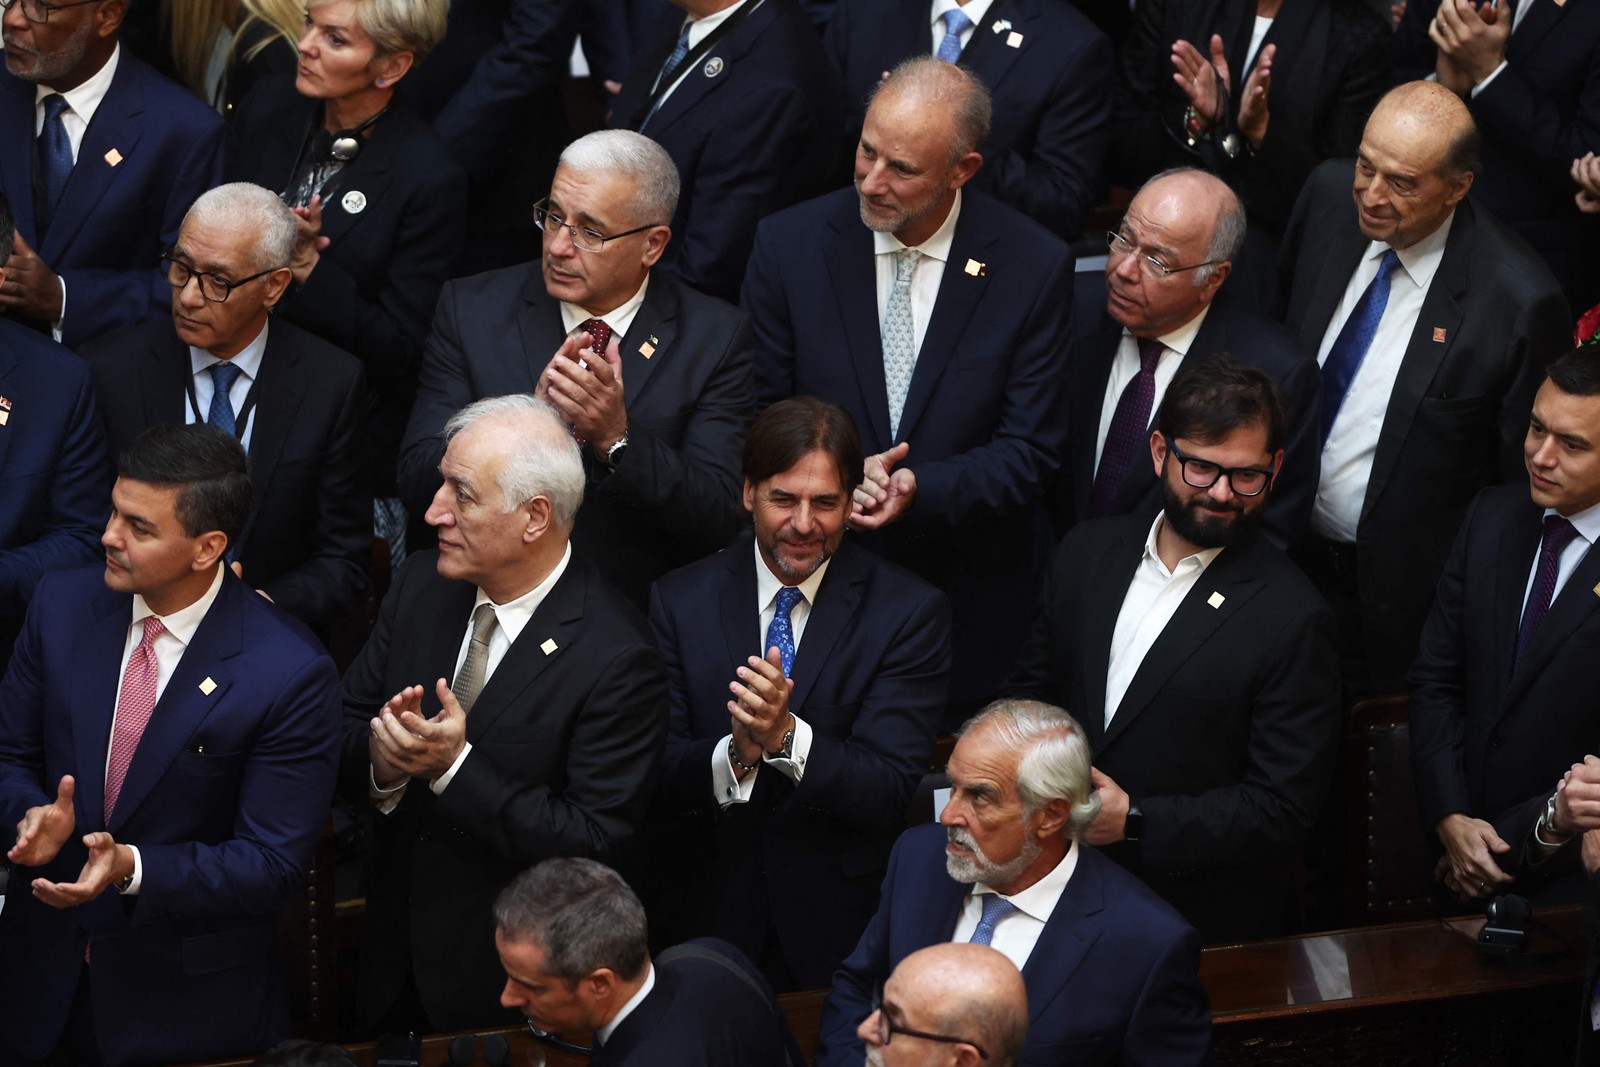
[1160,476,1264,550]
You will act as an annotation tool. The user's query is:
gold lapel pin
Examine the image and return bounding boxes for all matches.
[964,258,986,277]
[104,148,123,167]
[1432,327,1448,343]
[639,341,656,359]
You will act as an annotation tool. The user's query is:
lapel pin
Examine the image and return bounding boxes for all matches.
[1006,31,1024,48]
[1432,326,1448,343]
[0,411,9,426]
[540,638,559,655]
[199,677,218,695]
[703,56,724,78]
[341,190,367,215]
[1591,580,1600,597]
[639,340,656,359]
[0,396,11,426]
[1207,592,1226,609]
[103,148,123,167]
[991,18,1012,33]
[964,258,986,277]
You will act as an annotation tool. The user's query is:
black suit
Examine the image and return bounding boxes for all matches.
[1410,484,1600,899]
[1060,282,1321,545]
[82,319,370,628]
[642,535,950,988]
[338,550,668,1033]
[1008,513,1342,941]
[1278,159,1571,693]
[824,0,1112,240]
[397,264,753,609]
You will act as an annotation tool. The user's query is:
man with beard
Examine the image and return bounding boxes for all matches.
[640,396,951,990]
[1007,354,1342,941]
[813,699,1213,1067]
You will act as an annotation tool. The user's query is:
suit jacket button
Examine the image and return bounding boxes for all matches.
[1489,735,1504,749]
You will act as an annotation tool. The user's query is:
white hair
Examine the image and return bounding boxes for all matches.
[558,130,680,225]
[962,700,1102,838]
[442,395,585,531]
[183,182,296,273]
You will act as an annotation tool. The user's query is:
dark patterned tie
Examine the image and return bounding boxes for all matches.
[1090,338,1164,518]
[452,604,499,714]
[208,361,243,436]
[1514,514,1580,669]
[36,94,73,237]
[1320,249,1401,445]
[578,318,612,358]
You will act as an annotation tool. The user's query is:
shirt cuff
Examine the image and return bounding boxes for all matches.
[118,845,143,895]
[762,714,812,784]
[369,764,408,814]
[714,733,758,808]
[1471,60,1509,97]
[430,742,472,795]
[50,276,66,343]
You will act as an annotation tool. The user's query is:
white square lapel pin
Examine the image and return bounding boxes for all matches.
[1206,592,1226,609]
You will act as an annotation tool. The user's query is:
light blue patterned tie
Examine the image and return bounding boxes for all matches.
[765,586,803,677]
[1320,249,1400,444]
[37,94,73,235]
[883,248,921,440]
[936,8,973,63]
[969,894,1017,946]
[208,361,243,436]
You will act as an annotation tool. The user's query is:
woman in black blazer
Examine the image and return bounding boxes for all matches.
[229,0,466,500]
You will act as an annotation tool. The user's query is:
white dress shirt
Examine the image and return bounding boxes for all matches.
[713,542,831,806]
[1520,499,1600,624]
[1104,513,1224,728]
[111,563,227,894]
[949,839,1079,970]
[1312,213,1455,543]
[653,0,755,108]
[872,189,964,363]
[1092,305,1213,475]
[559,274,649,344]
[1243,16,1273,74]
[185,321,269,452]
[596,964,656,1046]
[929,0,996,53]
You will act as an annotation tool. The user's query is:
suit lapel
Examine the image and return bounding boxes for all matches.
[317,115,400,249]
[1298,203,1367,347]
[641,0,773,137]
[823,210,893,450]
[1509,0,1570,59]
[518,270,568,389]
[465,561,589,741]
[1504,538,1600,708]
[1070,324,1122,519]
[0,77,37,246]
[138,327,190,432]
[70,593,133,831]
[1080,523,1145,750]
[42,60,146,262]
[1490,504,1540,687]
[788,544,864,711]
[720,543,759,670]
[897,210,999,441]
[617,276,676,405]
[958,0,1023,89]
[1019,846,1105,1023]
[234,324,307,559]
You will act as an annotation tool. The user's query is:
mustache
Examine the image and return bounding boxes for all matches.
[947,826,980,852]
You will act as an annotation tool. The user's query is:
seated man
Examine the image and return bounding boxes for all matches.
[83,182,370,630]
[858,943,1029,1067]
[493,857,804,1066]
[0,424,341,1066]
[814,699,1214,1067]
[643,396,950,990]
[1010,354,1342,941]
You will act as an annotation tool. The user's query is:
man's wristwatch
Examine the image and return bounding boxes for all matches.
[765,724,795,761]
[1123,800,1144,843]
[603,432,629,469]
[1538,793,1574,845]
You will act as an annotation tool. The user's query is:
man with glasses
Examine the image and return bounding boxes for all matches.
[80,182,369,631]
[858,943,1027,1067]
[0,0,224,348]
[398,129,753,610]
[1008,354,1342,942]
[1060,167,1321,546]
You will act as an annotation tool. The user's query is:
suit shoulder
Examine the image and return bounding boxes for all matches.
[230,578,339,668]
[758,188,860,241]
[570,556,657,648]
[1052,512,1147,563]
[839,541,947,612]
[445,262,541,308]
[961,191,1072,264]
[652,272,750,334]
[120,53,225,133]
[1075,845,1197,945]
[1458,204,1566,301]
[0,319,94,386]
[271,319,364,382]
[33,565,120,610]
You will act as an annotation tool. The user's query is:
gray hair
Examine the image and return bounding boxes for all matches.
[1141,167,1247,286]
[442,395,585,531]
[871,56,992,163]
[183,182,296,274]
[962,699,1101,839]
[558,130,681,226]
[493,858,649,983]
[310,0,450,61]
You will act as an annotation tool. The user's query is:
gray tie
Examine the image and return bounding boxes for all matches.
[883,247,922,439]
[452,604,498,713]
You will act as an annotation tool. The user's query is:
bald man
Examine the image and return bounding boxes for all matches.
[858,943,1028,1067]
[1279,81,1570,698]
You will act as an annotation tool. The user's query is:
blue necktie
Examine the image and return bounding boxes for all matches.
[644,22,694,130]
[208,361,243,436]
[37,94,73,236]
[969,894,1017,946]
[936,8,973,63]
[1320,249,1401,445]
[764,586,803,677]
[1515,515,1580,669]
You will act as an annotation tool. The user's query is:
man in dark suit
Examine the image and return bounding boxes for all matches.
[815,699,1214,1067]
[0,424,341,1067]
[1278,81,1571,697]
[342,395,668,1036]
[0,0,225,349]
[399,130,753,610]
[609,0,843,303]
[82,182,369,631]
[0,194,108,672]
[823,0,1112,241]
[1011,354,1341,941]
[860,943,1029,1067]
[742,58,1073,711]
[493,858,803,1066]
[643,397,951,990]
[1063,167,1320,545]
[1410,347,1600,905]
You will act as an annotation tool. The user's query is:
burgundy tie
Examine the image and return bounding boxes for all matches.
[104,616,166,823]
[1514,515,1581,669]
[578,318,612,359]
[1091,338,1164,517]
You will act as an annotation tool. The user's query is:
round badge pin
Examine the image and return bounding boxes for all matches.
[703,56,724,78]
[341,190,368,215]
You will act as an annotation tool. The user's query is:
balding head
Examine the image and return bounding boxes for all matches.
[1106,167,1244,337]
[1352,81,1477,249]
[861,943,1029,1067]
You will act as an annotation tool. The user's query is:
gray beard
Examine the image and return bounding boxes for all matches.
[944,826,1041,887]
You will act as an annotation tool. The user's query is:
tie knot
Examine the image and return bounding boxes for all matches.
[942,8,973,35]
[139,615,167,646]
[1543,514,1580,553]
[775,586,803,618]
[978,893,1016,926]
[1376,248,1401,281]
[1136,337,1164,373]
[210,360,243,392]
[41,93,69,121]
[470,602,498,638]
[578,317,612,356]
[894,247,921,281]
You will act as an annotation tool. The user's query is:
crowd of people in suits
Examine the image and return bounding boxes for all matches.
[4,0,1600,1063]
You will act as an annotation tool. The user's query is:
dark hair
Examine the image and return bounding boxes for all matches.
[493,858,649,984]
[252,1041,360,1067]
[743,396,864,493]
[0,190,14,263]
[117,424,252,545]
[1157,352,1287,453]
[1546,347,1600,397]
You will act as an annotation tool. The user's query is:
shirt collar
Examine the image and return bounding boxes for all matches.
[473,543,573,647]
[558,274,650,345]
[1378,208,1454,292]
[685,0,753,47]
[1546,498,1600,546]
[1142,512,1224,580]
[1129,300,1213,359]
[753,537,832,615]
[595,963,656,1046]
[36,42,119,124]
[973,838,1079,925]
[132,562,226,646]
[189,319,270,379]
[872,188,963,262]
[931,0,996,31]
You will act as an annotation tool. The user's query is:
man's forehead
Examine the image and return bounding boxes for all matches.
[949,728,1017,784]
[549,167,634,219]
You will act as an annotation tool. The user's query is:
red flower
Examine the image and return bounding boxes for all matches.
[1575,302,1600,346]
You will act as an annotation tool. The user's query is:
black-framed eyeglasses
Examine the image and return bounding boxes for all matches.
[1106,230,1218,280]
[158,253,285,304]
[524,1019,592,1056]
[533,199,662,254]
[1164,435,1275,497]
[867,987,988,1061]
[0,0,101,23]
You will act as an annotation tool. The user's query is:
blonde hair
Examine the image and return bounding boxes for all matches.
[308,0,451,62]
[159,0,231,97]
[237,0,305,65]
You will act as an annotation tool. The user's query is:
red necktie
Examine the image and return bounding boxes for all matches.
[104,616,166,823]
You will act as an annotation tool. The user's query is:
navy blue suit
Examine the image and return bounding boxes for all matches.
[824,0,1112,240]
[611,0,845,303]
[642,534,951,989]
[0,568,341,1067]
[0,319,109,670]
[742,187,1073,704]
[815,824,1215,1067]
[0,52,225,349]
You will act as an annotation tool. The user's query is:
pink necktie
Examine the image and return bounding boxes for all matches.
[104,616,166,823]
